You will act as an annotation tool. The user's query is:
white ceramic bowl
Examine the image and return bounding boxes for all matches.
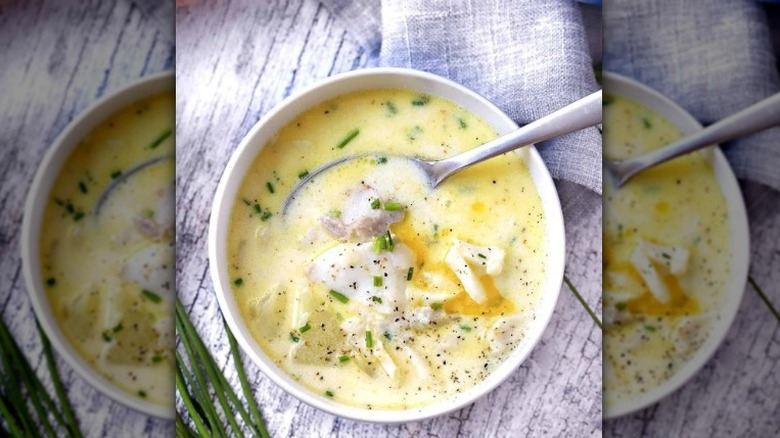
[603,72,750,418]
[209,68,566,423]
[21,72,175,419]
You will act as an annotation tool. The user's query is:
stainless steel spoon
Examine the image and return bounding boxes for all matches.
[95,154,172,214]
[605,92,780,188]
[283,90,603,213]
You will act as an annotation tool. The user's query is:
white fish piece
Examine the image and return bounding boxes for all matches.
[487,315,525,354]
[672,315,711,357]
[641,240,689,275]
[319,188,404,241]
[453,239,505,276]
[308,240,415,313]
[122,243,175,301]
[445,245,487,303]
[630,244,670,303]
[401,344,429,379]
[372,339,398,379]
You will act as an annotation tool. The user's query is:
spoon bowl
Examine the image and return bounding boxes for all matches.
[606,91,780,188]
[283,90,602,213]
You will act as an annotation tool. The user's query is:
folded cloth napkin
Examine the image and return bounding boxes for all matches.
[605,0,780,191]
[320,0,602,194]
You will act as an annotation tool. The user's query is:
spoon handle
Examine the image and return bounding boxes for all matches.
[618,92,780,181]
[431,90,603,186]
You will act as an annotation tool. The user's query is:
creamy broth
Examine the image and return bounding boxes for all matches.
[228,89,547,409]
[40,92,174,407]
[603,95,730,408]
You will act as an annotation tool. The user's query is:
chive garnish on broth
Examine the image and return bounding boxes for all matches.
[384,101,398,115]
[371,296,383,304]
[329,290,349,304]
[383,202,402,211]
[365,331,373,348]
[338,355,350,363]
[477,253,487,259]
[373,276,383,287]
[411,95,430,106]
[298,170,309,179]
[110,170,122,179]
[336,128,360,149]
[407,267,414,281]
[142,289,163,303]
[373,235,387,253]
[289,333,300,343]
[430,301,443,310]
[376,156,388,164]
[325,390,334,397]
[299,323,311,333]
[266,182,275,194]
[370,198,381,209]
[112,323,123,333]
[234,278,244,286]
[148,128,172,149]
[46,277,56,287]
[78,181,87,194]
[460,325,472,333]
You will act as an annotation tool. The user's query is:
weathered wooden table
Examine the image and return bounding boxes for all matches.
[175,1,602,436]
[0,1,174,436]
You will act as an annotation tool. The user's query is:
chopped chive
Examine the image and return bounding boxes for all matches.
[407,267,414,281]
[460,325,472,333]
[73,211,85,221]
[477,253,487,259]
[373,235,388,253]
[329,290,349,304]
[234,278,244,286]
[138,390,147,398]
[384,231,394,251]
[373,276,383,287]
[329,209,342,218]
[66,202,74,213]
[371,296,383,305]
[242,198,251,206]
[110,170,122,179]
[642,117,652,129]
[615,302,627,311]
[260,211,272,221]
[644,325,656,333]
[78,181,87,194]
[430,301,443,310]
[289,333,300,343]
[411,95,430,106]
[338,355,350,363]
[112,323,123,333]
[266,182,275,194]
[383,202,402,211]
[325,390,334,397]
[376,156,388,164]
[46,277,56,287]
[385,101,398,115]
[457,117,468,129]
[383,331,392,341]
[336,128,360,149]
[148,129,172,149]
[370,198,381,209]
[142,289,163,304]
[365,331,373,348]
[253,203,262,213]
[102,332,112,342]
[151,355,163,363]
[299,323,311,333]
[661,253,671,260]
[298,170,309,179]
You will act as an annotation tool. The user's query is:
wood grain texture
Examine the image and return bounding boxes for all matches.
[0,0,174,436]
[604,182,780,437]
[174,1,602,436]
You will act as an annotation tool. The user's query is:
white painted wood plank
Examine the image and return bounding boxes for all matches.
[0,1,174,436]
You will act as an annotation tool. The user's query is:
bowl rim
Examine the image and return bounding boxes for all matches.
[602,72,750,419]
[20,71,176,420]
[208,67,567,423]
